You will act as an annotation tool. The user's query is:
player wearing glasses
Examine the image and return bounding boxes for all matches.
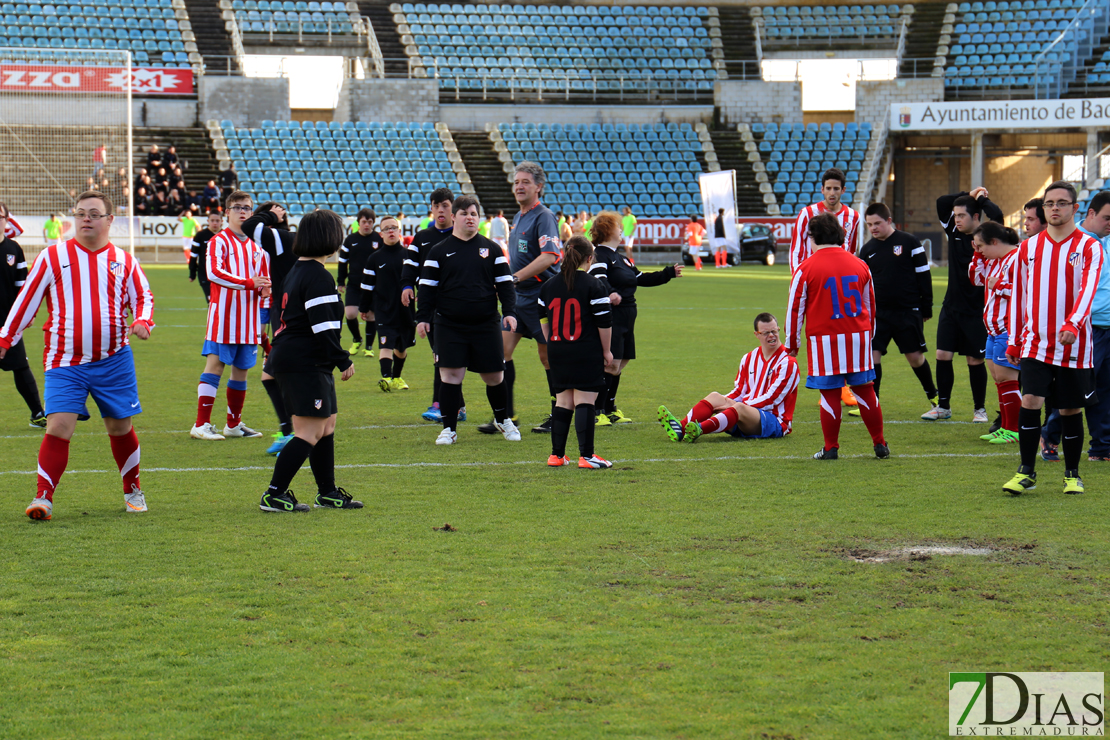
[190,191,272,441]
[0,191,154,520]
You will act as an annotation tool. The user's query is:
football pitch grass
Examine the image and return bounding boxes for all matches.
[0,265,1106,739]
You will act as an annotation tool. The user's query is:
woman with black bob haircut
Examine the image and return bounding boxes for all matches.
[259,209,361,513]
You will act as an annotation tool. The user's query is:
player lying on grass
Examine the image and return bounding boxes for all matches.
[658,312,798,442]
[969,221,1021,446]
[0,190,153,520]
[261,209,361,513]
[538,236,614,468]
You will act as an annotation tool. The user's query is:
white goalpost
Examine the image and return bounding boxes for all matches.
[0,48,134,255]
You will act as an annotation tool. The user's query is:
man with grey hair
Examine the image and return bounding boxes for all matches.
[478,161,563,435]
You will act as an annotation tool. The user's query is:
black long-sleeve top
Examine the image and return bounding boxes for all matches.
[337,231,381,287]
[358,240,414,328]
[587,244,677,305]
[859,229,934,318]
[269,259,352,374]
[0,237,28,318]
[243,210,297,300]
[937,191,1003,315]
[401,225,453,292]
[189,228,216,284]
[416,233,516,326]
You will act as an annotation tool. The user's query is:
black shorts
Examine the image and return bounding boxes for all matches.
[611,305,637,361]
[199,280,211,301]
[935,307,986,358]
[377,321,416,351]
[874,308,928,356]
[434,319,505,374]
[343,285,363,308]
[276,371,337,418]
[549,344,607,394]
[508,292,547,345]
[1019,358,1096,410]
[0,338,29,371]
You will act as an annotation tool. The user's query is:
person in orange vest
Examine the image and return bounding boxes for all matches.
[685,215,705,270]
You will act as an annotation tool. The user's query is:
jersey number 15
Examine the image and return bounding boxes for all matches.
[823,275,862,319]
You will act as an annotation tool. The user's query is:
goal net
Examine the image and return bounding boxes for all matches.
[0,48,133,254]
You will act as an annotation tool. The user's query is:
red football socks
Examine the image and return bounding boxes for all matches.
[36,434,70,501]
[109,427,141,494]
[226,386,246,428]
[851,383,886,446]
[997,379,1021,432]
[682,399,715,428]
[702,407,739,434]
[818,388,843,451]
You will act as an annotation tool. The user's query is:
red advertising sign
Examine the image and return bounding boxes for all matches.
[0,65,194,95]
[633,217,796,247]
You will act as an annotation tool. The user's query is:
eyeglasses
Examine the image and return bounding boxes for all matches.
[228,205,253,213]
[73,211,108,221]
[757,329,780,336]
[1043,200,1075,210]
[381,225,400,231]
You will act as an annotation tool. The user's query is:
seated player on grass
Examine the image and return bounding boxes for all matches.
[969,221,1022,445]
[658,312,799,442]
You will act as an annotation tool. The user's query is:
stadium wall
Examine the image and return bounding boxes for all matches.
[198,76,290,128]
[0,95,195,127]
[438,104,714,130]
[716,80,801,125]
[855,79,944,128]
[334,78,439,123]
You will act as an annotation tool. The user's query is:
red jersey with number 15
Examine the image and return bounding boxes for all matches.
[785,246,876,377]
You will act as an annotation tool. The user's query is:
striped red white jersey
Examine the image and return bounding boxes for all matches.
[969,249,1018,336]
[1007,228,1104,369]
[785,246,876,376]
[0,239,154,369]
[789,201,862,273]
[4,214,23,239]
[726,345,801,433]
[205,228,270,344]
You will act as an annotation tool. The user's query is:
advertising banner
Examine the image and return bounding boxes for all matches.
[0,64,195,95]
[891,98,1110,132]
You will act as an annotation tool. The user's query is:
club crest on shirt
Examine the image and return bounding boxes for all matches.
[479,248,489,258]
[893,245,902,256]
[5,254,13,266]
[1068,252,1080,266]
[314,399,322,409]
[109,260,125,276]
[517,239,528,253]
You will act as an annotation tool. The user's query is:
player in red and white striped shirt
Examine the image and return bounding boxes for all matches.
[657,312,799,441]
[789,167,863,412]
[1002,181,1105,496]
[0,191,153,520]
[190,190,272,442]
[969,222,1021,445]
[785,212,887,460]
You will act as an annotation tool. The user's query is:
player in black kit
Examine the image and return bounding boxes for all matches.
[587,211,682,426]
[0,202,45,427]
[359,215,415,392]
[338,207,380,357]
[539,236,614,469]
[188,210,223,302]
[927,187,1003,422]
[859,202,937,407]
[261,209,361,513]
[415,195,517,446]
[243,202,300,455]
[402,187,465,423]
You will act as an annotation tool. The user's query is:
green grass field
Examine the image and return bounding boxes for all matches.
[0,265,1106,739]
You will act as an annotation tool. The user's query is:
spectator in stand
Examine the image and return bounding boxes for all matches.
[219,164,238,201]
[152,188,168,216]
[134,187,152,216]
[146,144,162,171]
[92,142,107,180]
[166,187,184,217]
[164,145,179,171]
[186,189,202,211]
[154,168,170,195]
[203,180,221,213]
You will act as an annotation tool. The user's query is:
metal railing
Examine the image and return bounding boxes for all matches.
[362,15,385,78]
[246,15,369,44]
[1034,0,1110,98]
[856,116,889,210]
[898,56,939,78]
[226,13,247,71]
[429,68,716,103]
[895,15,910,65]
[752,14,909,49]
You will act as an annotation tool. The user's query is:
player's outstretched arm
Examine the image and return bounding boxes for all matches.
[633,263,678,287]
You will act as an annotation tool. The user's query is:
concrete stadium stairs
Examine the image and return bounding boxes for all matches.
[132,127,222,194]
[452,131,516,216]
[183,0,239,73]
[900,0,948,79]
[359,0,409,77]
[705,128,767,216]
[716,6,761,81]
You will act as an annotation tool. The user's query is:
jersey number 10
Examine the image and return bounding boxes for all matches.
[823,275,862,319]
[547,297,582,342]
